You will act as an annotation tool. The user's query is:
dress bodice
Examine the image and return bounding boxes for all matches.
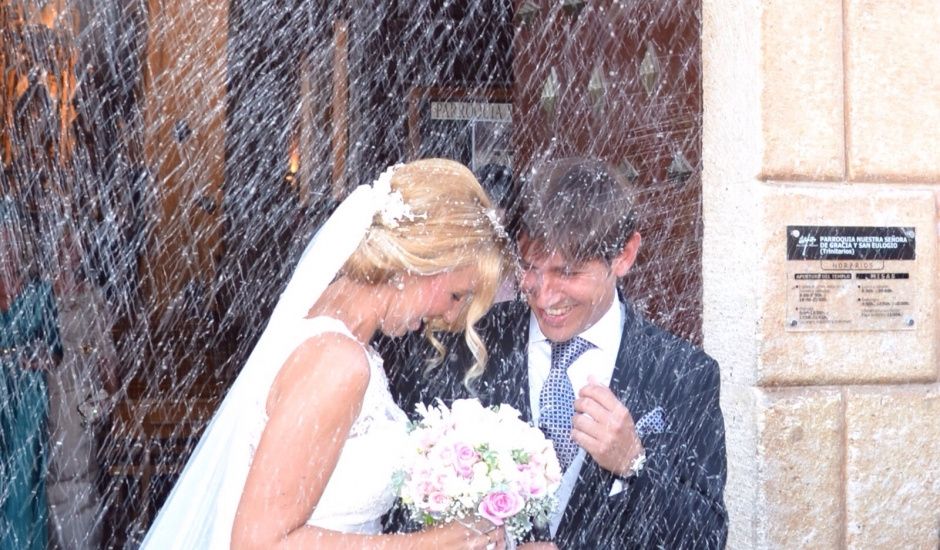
[306,341,410,533]
[142,315,410,549]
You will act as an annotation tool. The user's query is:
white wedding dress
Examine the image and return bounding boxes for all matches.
[142,316,410,549]
[144,179,422,549]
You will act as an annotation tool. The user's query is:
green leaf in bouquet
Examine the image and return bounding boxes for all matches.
[423,513,435,527]
[476,444,499,470]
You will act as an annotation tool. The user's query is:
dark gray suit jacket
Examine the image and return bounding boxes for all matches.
[380,299,728,549]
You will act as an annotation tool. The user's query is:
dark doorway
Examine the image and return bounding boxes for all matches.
[2,1,703,545]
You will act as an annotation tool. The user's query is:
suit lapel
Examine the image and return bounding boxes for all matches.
[608,304,644,408]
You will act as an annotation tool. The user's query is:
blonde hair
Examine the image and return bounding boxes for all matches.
[342,158,510,383]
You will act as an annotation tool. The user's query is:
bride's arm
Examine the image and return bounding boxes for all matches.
[230,334,493,550]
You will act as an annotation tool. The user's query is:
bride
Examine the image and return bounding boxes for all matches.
[142,159,511,549]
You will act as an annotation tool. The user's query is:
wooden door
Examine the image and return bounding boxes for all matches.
[1,1,81,188]
[140,0,226,340]
[513,0,703,342]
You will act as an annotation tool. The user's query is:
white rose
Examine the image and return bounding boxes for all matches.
[469,469,493,495]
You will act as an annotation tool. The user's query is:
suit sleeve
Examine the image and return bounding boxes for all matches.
[619,353,728,549]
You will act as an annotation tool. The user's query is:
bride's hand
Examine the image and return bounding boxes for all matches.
[425,519,505,549]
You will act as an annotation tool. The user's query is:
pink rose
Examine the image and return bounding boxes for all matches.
[419,426,444,450]
[435,445,455,465]
[523,474,547,498]
[454,442,478,464]
[427,491,450,513]
[412,465,433,483]
[453,443,479,478]
[416,481,436,498]
[510,472,546,499]
[477,490,524,525]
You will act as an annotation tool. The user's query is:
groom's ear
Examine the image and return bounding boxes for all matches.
[610,232,642,278]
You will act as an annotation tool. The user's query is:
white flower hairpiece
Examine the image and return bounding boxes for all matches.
[485,208,509,241]
[372,164,420,228]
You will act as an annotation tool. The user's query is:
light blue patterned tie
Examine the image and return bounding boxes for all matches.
[539,337,593,471]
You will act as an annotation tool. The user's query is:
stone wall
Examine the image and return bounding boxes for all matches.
[702,1,940,548]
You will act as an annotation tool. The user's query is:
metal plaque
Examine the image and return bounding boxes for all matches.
[785,226,916,332]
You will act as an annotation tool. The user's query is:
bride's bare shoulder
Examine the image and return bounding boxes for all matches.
[269,332,371,410]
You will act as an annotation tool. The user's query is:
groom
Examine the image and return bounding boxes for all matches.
[382,158,727,548]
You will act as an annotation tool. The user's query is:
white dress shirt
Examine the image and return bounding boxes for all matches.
[527,298,626,536]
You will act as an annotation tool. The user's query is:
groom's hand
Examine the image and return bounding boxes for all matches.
[572,381,644,477]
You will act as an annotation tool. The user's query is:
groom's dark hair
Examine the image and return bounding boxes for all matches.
[518,157,638,264]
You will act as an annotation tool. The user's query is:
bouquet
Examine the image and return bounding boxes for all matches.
[395,398,562,543]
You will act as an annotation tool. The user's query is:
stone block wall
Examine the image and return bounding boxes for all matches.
[703,1,940,548]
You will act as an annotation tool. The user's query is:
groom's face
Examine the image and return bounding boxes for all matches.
[518,234,639,343]
[519,248,616,342]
